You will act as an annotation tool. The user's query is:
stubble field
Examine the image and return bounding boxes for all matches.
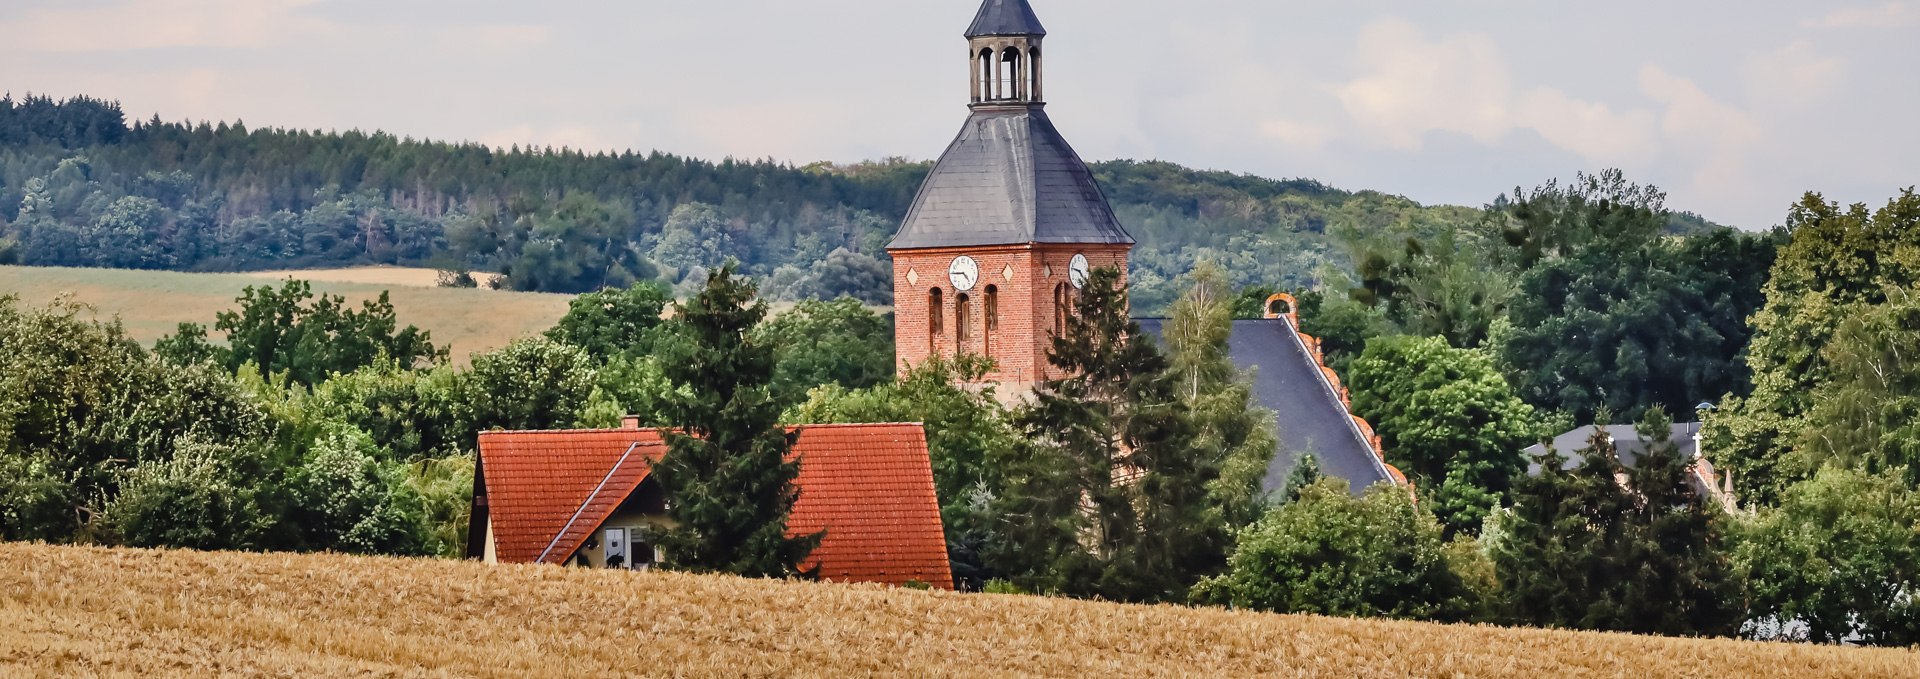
[0,543,1913,678]
[0,265,572,362]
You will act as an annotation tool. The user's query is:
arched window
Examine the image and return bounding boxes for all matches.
[1054,283,1070,337]
[983,285,999,358]
[955,293,972,350]
[977,48,994,101]
[1001,47,1023,100]
[929,288,944,351]
[1028,47,1042,101]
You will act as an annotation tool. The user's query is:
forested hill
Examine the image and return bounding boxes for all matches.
[0,94,1708,313]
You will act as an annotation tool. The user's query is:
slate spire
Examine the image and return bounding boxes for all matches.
[966,0,1047,38]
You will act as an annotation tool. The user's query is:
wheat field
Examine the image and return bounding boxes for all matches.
[0,265,573,361]
[0,544,1912,678]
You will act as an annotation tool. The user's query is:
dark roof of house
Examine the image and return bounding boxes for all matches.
[966,0,1047,38]
[887,108,1134,250]
[1135,318,1398,495]
[477,423,953,590]
[1523,423,1703,475]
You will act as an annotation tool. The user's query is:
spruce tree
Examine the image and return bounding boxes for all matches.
[1492,422,1612,628]
[1614,407,1742,636]
[652,264,821,578]
[992,267,1216,603]
[1494,408,1741,636]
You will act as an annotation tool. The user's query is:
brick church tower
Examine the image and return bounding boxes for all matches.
[888,0,1135,391]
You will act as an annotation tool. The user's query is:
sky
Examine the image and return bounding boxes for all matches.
[1,0,1915,229]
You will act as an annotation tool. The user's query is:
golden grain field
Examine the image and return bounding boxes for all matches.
[0,544,1912,678]
[0,265,573,362]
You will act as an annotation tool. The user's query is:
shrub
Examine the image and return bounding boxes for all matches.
[1193,478,1475,621]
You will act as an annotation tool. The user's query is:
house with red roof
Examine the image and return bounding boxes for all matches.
[467,420,954,590]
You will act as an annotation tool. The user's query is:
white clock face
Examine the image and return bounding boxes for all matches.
[1068,254,1091,289]
[948,255,980,292]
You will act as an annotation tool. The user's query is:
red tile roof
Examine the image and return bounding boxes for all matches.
[477,423,953,590]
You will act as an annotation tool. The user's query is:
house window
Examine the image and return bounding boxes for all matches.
[603,527,628,569]
[956,293,972,350]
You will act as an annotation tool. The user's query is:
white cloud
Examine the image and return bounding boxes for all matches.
[1257,119,1333,150]
[1513,89,1660,165]
[1332,18,1659,165]
[0,0,331,53]
[1638,65,1766,207]
[1743,40,1846,108]
[1640,65,1763,150]
[1805,2,1919,28]
[433,25,555,52]
[1336,18,1512,150]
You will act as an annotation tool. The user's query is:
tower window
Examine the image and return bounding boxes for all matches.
[1001,47,1024,101]
[984,285,999,332]
[1054,283,1069,337]
[929,288,944,346]
[955,293,972,349]
[983,285,998,359]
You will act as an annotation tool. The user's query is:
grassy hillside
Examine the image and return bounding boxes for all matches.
[0,265,571,361]
[0,544,1909,678]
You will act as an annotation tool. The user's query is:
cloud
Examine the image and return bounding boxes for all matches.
[1257,119,1333,150]
[0,0,331,53]
[1743,40,1846,108]
[1805,2,1919,28]
[1638,65,1765,206]
[1513,90,1660,164]
[1640,65,1762,150]
[1336,18,1511,150]
[1332,18,1658,165]
[433,25,555,52]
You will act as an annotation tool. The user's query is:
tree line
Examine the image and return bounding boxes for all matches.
[4,93,1574,313]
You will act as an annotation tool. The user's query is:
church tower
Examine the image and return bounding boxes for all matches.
[888,0,1135,390]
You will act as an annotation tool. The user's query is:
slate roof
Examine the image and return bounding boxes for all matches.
[1134,318,1399,495]
[887,108,1134,250]
[1523,423,1703,475]
[966,0,1047,38]
[1521,423,1736,509]
[476,423,954,590]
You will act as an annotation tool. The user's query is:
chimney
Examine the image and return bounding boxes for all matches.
[621,416,642,431]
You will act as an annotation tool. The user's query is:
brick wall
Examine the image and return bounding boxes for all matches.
[890,243,1130,388]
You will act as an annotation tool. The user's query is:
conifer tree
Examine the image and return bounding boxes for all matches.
[1493,408,1741,636]
[1613,407,1742,636]
[652,264,821,578]
[992,267,1219,602]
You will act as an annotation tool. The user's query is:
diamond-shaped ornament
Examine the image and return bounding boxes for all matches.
[905,268,920,286]
[1001,265,1015,280]
[1043,264,1054,278]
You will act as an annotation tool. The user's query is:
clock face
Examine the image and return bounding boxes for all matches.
[948,256,980,292]
[1068,254,1091,289]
